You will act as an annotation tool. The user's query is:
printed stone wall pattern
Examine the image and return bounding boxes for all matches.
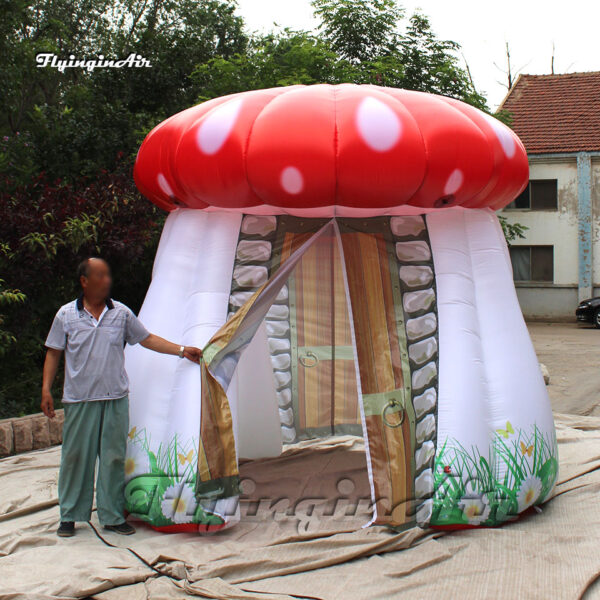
[390,215,439,528]
[228,215,296,442]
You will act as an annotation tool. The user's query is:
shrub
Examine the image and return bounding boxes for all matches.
[0,157,163,417]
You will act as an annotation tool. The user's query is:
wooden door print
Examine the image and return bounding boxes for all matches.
[268,215,439,529]
[338,216,439,527]
[273,218,360,438]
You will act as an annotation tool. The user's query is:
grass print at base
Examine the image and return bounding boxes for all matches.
[431,423,558,527]
[123,427,227,529]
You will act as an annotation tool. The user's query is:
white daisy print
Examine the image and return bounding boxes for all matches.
[458,495,490,525]
[161,483,198,524]
[516,475,542,512]
[124,443,150,482]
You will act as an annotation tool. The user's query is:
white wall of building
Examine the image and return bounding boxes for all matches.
[499,157,580,319]
[591,160,600,287]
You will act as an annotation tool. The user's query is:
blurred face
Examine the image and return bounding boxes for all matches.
[81,259,112,300]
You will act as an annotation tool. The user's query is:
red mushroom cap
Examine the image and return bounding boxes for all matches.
[134,84,528,214]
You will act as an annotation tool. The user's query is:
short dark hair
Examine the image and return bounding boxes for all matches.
[77,257,105,281]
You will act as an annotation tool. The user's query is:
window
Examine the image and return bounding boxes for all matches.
[507,179,558,210]
[509,246,554,282]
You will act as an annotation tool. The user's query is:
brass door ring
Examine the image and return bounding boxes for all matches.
[299,351,319,368]
[382,398,405,428]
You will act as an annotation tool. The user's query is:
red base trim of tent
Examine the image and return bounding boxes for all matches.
[149,522,228,533]
[124,511,228,534]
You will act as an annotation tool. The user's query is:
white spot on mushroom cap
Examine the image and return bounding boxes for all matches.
[197,97,243,155]
[280,166,303,194]
[157,173,174,197]
[484,113,516,158]
[444,168,464,195]
[356,97,402,152]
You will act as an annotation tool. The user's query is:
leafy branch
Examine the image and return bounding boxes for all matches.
[498,215,528,246]
[0,279,26,356]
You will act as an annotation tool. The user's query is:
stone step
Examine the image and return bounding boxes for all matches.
[266,320,290,338]
[411,362,437,391]
[408,336,438,366]
[279,407,294,427]
[406,313,437,342]
[281,425,297,444]
[416,499,433,526]
[416,414,436,445]
[232,265,268,288]
[403,288,436,315]
[390,216,426,238]
[396,240,431,263]
[415,440,435,472]
[414,468,433,499]
[274,370,292,389]
[241,215,277,236]
[277,388,292,408]
[413,388,437,421]
[399,265,434,289]
[268,337,291,354]
[236,239,272,263]
[271,353,291,370]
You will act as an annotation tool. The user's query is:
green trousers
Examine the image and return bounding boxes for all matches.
[58,396,129,525]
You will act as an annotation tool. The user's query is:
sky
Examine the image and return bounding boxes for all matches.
[235,0,600,109]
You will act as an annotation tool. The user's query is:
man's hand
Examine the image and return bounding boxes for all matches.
[41,348,61,419]
[41,389,55,418]
[140,334,203,363]
[183,346,203,364]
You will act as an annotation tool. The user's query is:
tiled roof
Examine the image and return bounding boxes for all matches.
[498,72,600,154]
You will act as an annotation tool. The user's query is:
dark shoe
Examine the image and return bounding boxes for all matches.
[57,521,75,537]
[103,521,136,535]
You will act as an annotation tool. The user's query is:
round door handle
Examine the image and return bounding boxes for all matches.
[299,351,319,368]
[382,397,405,428]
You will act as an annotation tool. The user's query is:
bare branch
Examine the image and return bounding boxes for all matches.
[461,52,476,90]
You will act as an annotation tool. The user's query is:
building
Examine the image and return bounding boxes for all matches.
[498,72,600,319]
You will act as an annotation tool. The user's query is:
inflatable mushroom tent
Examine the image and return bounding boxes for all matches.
[124,84,558,533]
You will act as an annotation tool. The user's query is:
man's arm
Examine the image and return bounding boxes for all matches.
[41,348,62,418]
[139,333,203,364]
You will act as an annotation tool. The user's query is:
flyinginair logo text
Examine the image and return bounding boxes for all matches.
[36,53,151,73]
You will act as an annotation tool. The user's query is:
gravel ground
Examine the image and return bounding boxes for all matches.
[529,320,600,416]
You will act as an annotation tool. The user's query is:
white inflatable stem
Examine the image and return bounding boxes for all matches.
[428,208,555,482]
[126,209,242,469]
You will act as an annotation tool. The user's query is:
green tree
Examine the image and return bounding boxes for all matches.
[1,0,501,419]
[312,0,403,63]
[309,2,487,108]
[0,277,26,356]
[193,3,487,111]
[192,31,357,99]
[396,13,486,108]
[0,159,163,418]
[0,0,247,181]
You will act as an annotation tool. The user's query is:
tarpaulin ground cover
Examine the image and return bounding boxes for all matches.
[0,412,599,600]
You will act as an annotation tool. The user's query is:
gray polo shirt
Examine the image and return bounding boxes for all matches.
[45,296,150,403]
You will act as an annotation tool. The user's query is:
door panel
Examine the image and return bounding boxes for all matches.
[266,216,435,529]
[337,222,415,527]
[277,225,359,436]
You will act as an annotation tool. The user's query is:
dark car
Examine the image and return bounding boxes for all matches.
[576,298,600,328]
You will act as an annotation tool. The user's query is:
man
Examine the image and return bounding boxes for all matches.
[42,257,202,537]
